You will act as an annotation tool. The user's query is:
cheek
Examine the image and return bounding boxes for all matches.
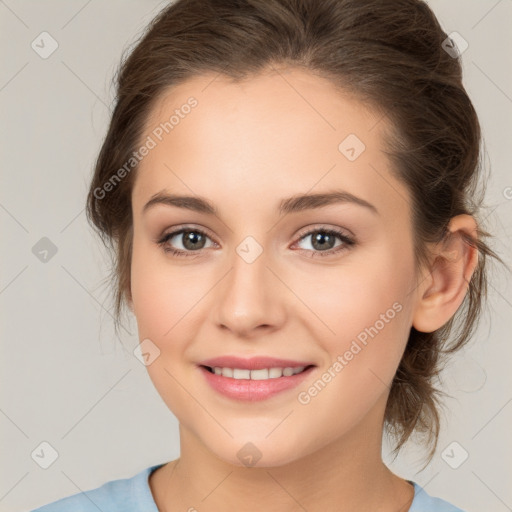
[129,238,205,413]
[304,240,415,374]
[290,248,414,431]
[130,235,205,339]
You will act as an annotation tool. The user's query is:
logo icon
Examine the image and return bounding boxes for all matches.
[31,32,59,59]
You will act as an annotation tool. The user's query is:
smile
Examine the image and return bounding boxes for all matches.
[199,364,316,401]
[203,365,311,380]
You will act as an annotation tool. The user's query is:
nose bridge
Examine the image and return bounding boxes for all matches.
[213,236,284,335]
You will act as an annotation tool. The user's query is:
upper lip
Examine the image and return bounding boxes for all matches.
[199,356,315,370]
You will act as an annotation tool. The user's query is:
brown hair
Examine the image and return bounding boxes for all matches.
[86,0,504,462]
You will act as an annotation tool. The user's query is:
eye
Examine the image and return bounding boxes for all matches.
[156,225,356,258]
[292,226,355,258]
[156,226,216,257]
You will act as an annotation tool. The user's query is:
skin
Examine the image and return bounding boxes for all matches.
[127,67,478,512]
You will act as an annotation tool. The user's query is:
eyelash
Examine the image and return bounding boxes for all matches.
[156,225,356,259]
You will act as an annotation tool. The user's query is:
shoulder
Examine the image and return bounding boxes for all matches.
[408,481,467,512]
[29,464,164,512]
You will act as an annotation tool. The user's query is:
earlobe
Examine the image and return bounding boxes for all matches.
[412,215,479,333]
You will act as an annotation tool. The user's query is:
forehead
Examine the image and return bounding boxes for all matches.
[142,68,381,157]
[132,68,409,221]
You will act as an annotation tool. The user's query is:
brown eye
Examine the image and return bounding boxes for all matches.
[157,227,215,256]
[294,227,355,258]
[179,230,208,250]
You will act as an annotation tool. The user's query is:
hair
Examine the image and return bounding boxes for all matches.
[86,0,504,463]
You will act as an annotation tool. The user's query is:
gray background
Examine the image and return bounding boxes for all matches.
[1,1,511,511]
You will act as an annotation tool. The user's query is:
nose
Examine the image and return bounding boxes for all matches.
[212,243,286,339]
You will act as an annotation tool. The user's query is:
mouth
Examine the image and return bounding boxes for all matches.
[200,364,315,380]
[198,363,316,402]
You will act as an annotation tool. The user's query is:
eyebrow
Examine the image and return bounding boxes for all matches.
[142,189,379,216]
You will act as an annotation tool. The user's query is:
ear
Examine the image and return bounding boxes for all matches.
[412,214,479,333]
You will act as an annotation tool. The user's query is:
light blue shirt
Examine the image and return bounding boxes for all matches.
[30,463,466,511]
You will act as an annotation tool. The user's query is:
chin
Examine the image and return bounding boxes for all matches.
[198,429,318,469]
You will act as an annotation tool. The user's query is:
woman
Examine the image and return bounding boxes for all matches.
[31,0,503,510]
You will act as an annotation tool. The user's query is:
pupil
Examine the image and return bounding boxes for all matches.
[184,231,204,250]
[313,232,334,250]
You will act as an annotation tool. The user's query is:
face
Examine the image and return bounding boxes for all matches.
[130,67,419,467]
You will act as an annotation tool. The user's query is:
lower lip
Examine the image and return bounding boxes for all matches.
[198,365,315,402]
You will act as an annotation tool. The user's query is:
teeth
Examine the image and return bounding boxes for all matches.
[283,367,294,377]
[233,368,250,379]
[211,366,306,380]
[269,367,283,378]
[221,367,233,377]
[250,368,269,380]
